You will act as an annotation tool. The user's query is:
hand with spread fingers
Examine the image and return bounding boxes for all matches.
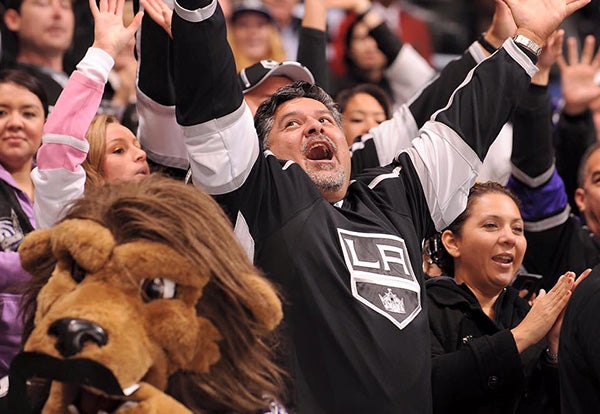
[503,0,591,46]
[556,35,600,115]
[90,0,144,59]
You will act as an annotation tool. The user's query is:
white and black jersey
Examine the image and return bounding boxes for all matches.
[160,1,539,412]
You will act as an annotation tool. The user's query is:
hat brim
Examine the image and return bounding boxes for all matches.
[243,62,315,94]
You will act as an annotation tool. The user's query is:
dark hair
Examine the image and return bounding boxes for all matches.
[4,0,23,12]
[254,80,342,149]
[0,68,49,117]
[335,83,392,120]
[435,182,522,277]
[577,142,600,188]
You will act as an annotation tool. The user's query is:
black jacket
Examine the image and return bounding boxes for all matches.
[427,277,558,414]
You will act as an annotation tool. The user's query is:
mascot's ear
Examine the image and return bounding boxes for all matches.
[18,229,55,278]
[244,273,283,332]
[51,219,115,272]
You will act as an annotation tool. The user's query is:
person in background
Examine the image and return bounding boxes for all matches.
[227,0,285,71]
[552,34,600,216]
[427,181,588,413]
[507,32,600,290]
[0,68,47,381]
[2,0,74,107]
[336,82,391,146]
[329,0,435,109]
[559,261,600,412]
[31,0,147,229]
[239,59,315,116]
[263,0,300,61]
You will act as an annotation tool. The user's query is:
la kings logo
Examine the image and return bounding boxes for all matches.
[338,229,421,330]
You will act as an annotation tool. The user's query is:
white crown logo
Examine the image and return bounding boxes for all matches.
[379,288,406,314]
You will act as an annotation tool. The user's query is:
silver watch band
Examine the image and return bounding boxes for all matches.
[512,34,542,57]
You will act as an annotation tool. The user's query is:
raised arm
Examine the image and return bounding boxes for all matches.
[349,0,520,175]
[554,35,600,212]
[135,0,191,173]
[32,0,142,228]
[404,0,590,231]
[297,0,330,91]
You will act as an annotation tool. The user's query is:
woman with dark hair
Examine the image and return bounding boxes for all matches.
[426,181,589,414]
[0,68,47,378]
[331,0,434,109]
[336,83,391,145]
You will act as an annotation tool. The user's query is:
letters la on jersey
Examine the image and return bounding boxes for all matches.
[338,229,421,330]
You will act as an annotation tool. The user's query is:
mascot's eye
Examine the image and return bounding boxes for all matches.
[70,261,87,283]
[141,278,177,302]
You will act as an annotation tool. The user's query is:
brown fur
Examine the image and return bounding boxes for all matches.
[19,175,285,413]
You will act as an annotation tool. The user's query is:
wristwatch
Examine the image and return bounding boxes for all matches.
[512,34,542,57]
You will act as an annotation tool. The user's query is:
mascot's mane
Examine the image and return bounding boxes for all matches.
[19,175,285,413]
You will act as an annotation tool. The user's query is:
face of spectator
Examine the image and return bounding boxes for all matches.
[4,0,75,57]
[230,12,273,62]
[244,76,292,115]
[341,92,387,146]
[101,124,150,182]
[442,192,526,297]
[262,0,298,27]
[576,148,600,235]
[348,22,386,72]
[0,82,45,171]
[267,97,351,202]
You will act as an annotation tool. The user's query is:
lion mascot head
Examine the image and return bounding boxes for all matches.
[7,175,284,414]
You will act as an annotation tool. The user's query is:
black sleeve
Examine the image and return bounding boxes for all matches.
[172,0,243,126]
[297,27,330,93]
[135,1,175,106]
[368,22,402,66]
[511,84,553,177]
[408,48,477,128]
[554,109,596,214]
[432,47,532,160]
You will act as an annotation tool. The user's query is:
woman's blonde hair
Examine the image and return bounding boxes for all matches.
[228,24,286,71]
[82,114,119,190]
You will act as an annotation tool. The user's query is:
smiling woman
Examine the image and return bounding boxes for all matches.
[0,69,48,380]
[426,181,588,414]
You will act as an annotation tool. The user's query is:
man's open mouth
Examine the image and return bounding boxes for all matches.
[304,138,335,161]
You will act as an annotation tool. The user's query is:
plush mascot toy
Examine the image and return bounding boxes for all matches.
[6,176,284,414]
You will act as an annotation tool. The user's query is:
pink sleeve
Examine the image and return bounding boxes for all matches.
[36,71,106,172]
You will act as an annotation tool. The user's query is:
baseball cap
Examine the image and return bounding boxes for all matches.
[231,0,273,23]
[238,60,315,94]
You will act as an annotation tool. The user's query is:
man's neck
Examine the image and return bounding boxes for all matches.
[17,52,64,73]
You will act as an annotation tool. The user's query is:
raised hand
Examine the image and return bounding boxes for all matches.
[140,0,174,39]
[485,0,517,49]
[557,35,600,115]
[503,0,591,46]
[90,0,143,59]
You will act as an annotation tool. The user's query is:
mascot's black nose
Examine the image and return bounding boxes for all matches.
[48,318,108,357]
